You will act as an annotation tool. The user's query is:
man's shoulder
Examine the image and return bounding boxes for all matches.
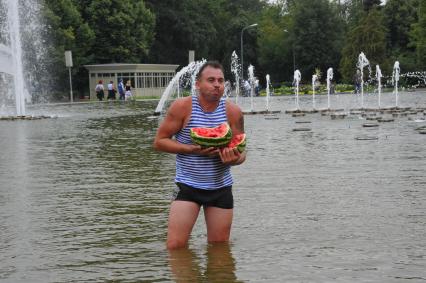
[225,100,242,114]
[168,96,192,116]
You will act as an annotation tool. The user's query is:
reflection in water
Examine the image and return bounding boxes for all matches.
[169,242,243,283]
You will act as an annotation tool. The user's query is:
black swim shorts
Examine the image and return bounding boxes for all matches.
[172,182,234,209]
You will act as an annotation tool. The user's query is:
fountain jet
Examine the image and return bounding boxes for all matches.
[326,68,333,109]
[293,70,301,110]
[231,51,241,105]
[357,52,370,109]
[392,61,400,108]
[312,74,318,110]
[376,65,382,108]
[154,60,206,115]
[248,65,255,112]
[2,0,27,116]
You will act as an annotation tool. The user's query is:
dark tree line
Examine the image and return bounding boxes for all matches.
[38,0,426,98]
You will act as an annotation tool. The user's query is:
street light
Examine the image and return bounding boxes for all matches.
[283,29,295,71]
[240,23,258,79]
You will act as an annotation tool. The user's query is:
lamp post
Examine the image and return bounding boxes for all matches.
[240,23,258,79]
[64,50,73,103]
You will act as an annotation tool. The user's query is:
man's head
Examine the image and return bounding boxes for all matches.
[196,61,224,81]
[195,61,225,102]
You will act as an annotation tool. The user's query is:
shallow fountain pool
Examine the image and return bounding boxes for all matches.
[1,92,425,282]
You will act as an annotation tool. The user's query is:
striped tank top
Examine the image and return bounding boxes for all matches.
[175,95,233,190]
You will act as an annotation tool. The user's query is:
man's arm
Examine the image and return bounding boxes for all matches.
[220,102,246,165]
[153,98,193,154]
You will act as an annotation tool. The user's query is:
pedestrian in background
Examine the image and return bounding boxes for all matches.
[95,80,104,101]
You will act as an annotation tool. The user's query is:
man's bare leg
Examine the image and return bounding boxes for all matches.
[204,207,233,242]
[167,201,200,249]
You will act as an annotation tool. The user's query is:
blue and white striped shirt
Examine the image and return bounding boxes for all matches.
[175,95,232,190]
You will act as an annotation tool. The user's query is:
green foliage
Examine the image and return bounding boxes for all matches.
[42,0,95,98]
[289,0,344,81]
[35,0,426,100]
[82,0,155,63]
[257,5,292,82]
[340,8,388,82]
[384,0,418,71]
[410,0,426,69]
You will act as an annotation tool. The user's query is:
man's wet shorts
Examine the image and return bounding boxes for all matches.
[173,182,233,209]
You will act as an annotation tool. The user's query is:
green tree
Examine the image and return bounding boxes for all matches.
[410,0,426,69]
[145,0,263,80]
[257,4,293,83]
[42,0,95,99]
[289,0,344,81]
[384,0,418,71]
[340,8,388,82]
[144,0,219,65]
[82,0,155,63]
[363,0,382,11]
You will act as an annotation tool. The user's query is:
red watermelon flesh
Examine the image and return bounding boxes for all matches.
[227,133,246,152]
[190,123,232,147]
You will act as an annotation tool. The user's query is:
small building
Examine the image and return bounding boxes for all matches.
[84,63,179,99]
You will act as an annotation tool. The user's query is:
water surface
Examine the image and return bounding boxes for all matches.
[1,92,425,282]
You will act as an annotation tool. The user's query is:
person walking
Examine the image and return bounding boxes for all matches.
[107,80,116,100]
[125,80,133,101]
[118,79,125,100]
[95,80,104,101]
[153,61,246,249]
[354,70,362,94]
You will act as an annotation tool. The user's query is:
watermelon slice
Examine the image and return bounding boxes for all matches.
[190,123,232,147]
[227,133,246,152]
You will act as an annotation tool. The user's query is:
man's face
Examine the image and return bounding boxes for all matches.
[196,66,225,102]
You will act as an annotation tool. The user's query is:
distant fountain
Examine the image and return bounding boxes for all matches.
[154,60,205,115]
[266,74,270,111]
[224,81,232,98]
[231,51,241,105]
[312,74,318,110]
[1,0,26,116]
[357,52,370,109]
[326,68,333,109]
[248,65,255,112]
[402,71,426,87]
[376,65,382,108]
[293,69,301,110]
[392,61,400,108]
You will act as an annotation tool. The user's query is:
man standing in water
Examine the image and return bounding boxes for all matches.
[153,61,246,249]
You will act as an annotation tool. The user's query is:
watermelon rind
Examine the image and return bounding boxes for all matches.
[190,123,232,147]
[228,133,246,153]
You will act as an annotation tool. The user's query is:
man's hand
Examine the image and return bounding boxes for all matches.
[218,147,241,165]
[188,145,219,157]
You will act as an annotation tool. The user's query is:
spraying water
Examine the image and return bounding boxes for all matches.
[326,68,333,109]
[248,65,255,112]
[224,81,232,98]
[401,71,426,87]
[357,52,370,109]
[376,65,383,108]
[312,74,318,110]
[293,70,301,110]
[392,61,400,108]
[154,60,206,114]
[266,74,270,111]
[231,51,241,105]
[4,0,26,115]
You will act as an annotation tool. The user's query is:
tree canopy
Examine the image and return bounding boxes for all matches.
[35,0,426,97]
